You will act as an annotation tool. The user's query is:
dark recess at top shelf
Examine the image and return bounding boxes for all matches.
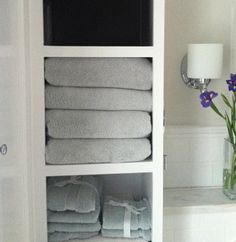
[43,0,153,46]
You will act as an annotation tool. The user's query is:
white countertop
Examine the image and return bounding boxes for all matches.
[164,187,236,214]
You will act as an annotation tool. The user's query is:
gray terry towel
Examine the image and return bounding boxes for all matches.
[47,206,100,224]
[103,197,151,231]
[47,176,100,213]
[46,110,151,139]
[45,58,152,90]
[46,139,151,165]
[102,229,151,241]
[48,231,98,242]
[48,221,101,233]
[47,176,103,196]
[45,85,152,111]
[64,236,147,242]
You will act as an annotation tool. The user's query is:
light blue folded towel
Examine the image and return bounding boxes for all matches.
[45,58,152,90]
[63,236,147,242]
[45,85,152,111]
[47,176,101,213]
[47,208,100,224]
[46,139,151,165]
[102,229,151,241]
[46,110,151,139]
[48,231,98,242]
[103,197,151,231]
[48,221,101,233]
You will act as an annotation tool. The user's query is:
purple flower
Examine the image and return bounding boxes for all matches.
[200,91,218,108]
[226,73,236,92]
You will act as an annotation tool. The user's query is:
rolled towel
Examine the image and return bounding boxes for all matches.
[48,221,101,233]
[47,176,100,213]
[102,229,151,241]
[45,85,152,111]
[46,110,151,139]
[64,236,147,241]
[103,197,151,231]
[45,58,152,90]
[46,139,151,165]
[48,231,98,242]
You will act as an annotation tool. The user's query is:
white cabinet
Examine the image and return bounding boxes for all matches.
[0,0,30,242]
[2,0,165,241]
[164,188,236,242]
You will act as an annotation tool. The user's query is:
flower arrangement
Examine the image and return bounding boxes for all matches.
[201,74,236,199]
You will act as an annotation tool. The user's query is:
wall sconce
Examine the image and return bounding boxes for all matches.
[181,43,223,93]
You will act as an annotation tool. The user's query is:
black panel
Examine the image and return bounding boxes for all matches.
[43,0,153,46]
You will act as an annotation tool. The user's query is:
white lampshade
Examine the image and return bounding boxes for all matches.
[187,43,223,79]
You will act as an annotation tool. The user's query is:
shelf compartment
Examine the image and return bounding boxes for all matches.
[46,173,153,241]
[44,0,153,46]
[45,57,153,167]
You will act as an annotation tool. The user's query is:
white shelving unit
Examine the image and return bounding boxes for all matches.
[28,0,165,241]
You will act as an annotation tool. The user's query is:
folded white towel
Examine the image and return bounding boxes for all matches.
[45,58,152,90]
[64,235,147,242]
[45,85,152,111]
[46,110,151,139]
[46,139,151,165]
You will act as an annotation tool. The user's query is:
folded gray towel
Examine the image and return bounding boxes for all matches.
[64,236,147,242]
[45,86,152,111]
[47,176,100,213]
[48,231,98,242]
[47,208,100,224]
[48,221,101,233]
[47,176,103,195]
[102,229,151,241]
[46,110,151,139]
[45,58,152,90]
[103,197,151,231]
[46,139,151,165]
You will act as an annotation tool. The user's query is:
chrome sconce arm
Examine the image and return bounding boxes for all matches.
[181,55,211,93]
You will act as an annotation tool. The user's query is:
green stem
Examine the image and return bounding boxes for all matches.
[231,152,236,190]
[211,103,225,120]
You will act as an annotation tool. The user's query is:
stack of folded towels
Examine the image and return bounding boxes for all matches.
[45,58,152,165]
[47,176,102,242]
[102,196,152,241]
[61,237,149,242]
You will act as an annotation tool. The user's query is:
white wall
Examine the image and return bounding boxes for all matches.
[165,0,232,126]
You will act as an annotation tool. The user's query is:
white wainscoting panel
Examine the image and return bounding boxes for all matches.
[164,126,227,188]
[164,212,236,242]
[164,187,236,242]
